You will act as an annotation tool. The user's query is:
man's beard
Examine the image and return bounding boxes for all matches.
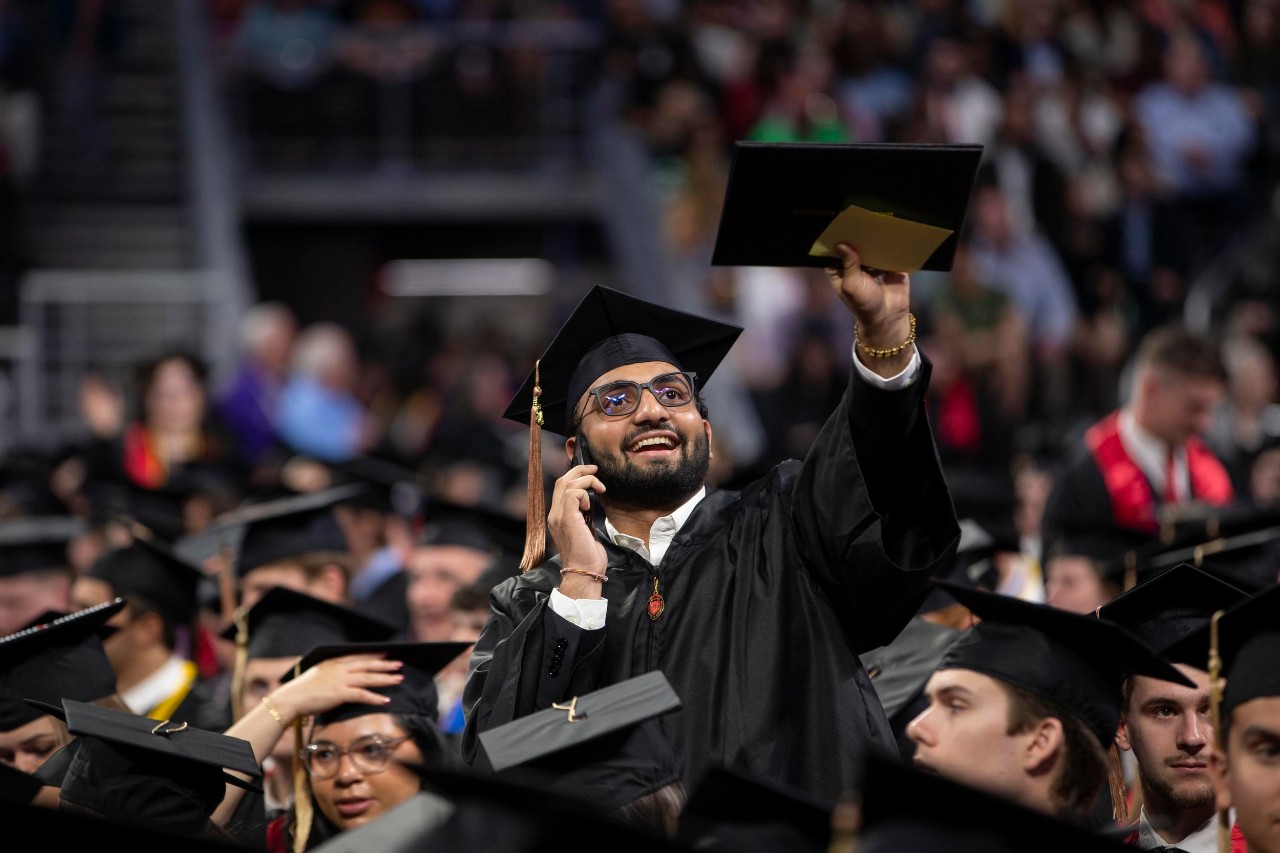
[596,427,710,510]
[1146,758,1216,811]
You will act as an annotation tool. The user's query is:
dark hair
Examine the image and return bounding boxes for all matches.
[134,349,210,424]
[1000,682,1109,824]
[612,779,687,838]
[123,593,178,651]
[1133,326,1227,383]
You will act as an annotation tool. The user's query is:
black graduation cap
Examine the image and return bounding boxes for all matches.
[935,583,1194,747]
[710,142,984,272]
[0,516,85,578]
[308,792,458,853]
[918,518,1000,614]
[477,671,682,816]
[41,699,260,837]
[1166,584,1280,720]
[1096,563,1248,667]
[222,585,397,660]
[0,599,125,731]
[280,641,471,724]
[85,533,206,628]
[677,765,833,853]
[855,753,1132,853]
[0,796,250,850]
[413,764,697,852]
[503,285,743,438]
[228,485,360,577]
[1115,513,1280,594]
[420,498,526,558]
[0,761,43,807]
[328,456,427,518]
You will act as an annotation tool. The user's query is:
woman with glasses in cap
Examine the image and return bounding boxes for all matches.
[234,642,464,853]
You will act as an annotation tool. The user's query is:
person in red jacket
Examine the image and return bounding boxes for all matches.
[1042,326,1235,603]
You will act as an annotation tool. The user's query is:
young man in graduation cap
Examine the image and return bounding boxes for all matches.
[228,486,359,609]
[72,531,225,728]
[1099,563,1250,850]
[464,234,961,802]
[1196,585,1280,853]
[906,583,1194,825]
[0,516,83,635]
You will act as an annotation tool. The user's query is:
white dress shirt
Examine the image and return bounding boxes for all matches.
[1118,409,1190,501]
[1136,806,1233,853]
[120,654,190,716]
[549,348,922,630]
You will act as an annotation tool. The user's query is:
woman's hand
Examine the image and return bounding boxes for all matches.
[266,654,405,722]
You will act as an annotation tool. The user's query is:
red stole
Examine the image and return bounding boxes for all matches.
[1084,411,1234,534]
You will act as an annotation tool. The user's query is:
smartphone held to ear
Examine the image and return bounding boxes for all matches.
[572,436,596,527]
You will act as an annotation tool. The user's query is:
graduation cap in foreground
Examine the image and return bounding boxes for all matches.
[413,764,697,853]
[503,285,742,568]
[477,671,682,820]
[0,760,44,806]
[855,753,1131,853]
[1096,563,1248,667]
[281,641,471,724]
[0,599,125,731]
[711,142,984,272]
[310,792,458,853]
[228,486,359,578]
[935,583,1194,748]
[0,797,247,851]
[677,765,833,853]
[86,533,205,628]
[38,699,260,837]
[0,516,85,578]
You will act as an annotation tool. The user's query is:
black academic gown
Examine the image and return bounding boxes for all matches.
[462,359,960,803]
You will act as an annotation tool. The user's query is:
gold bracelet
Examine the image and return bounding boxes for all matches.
[855,313,916,359]
[261,695,287,727]
[560,567,608,584]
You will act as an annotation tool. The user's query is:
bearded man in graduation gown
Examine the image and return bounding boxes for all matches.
[461,243,960,803]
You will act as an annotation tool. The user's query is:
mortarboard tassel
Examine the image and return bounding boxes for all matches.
[519,360,546,572]
[1106,743,1129,822]
[230,606,249,722]
[1208,609,1230,853]
[292,717,312,853]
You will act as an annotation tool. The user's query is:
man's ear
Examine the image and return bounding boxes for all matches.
[1116,717,1132,753]
[135,609,166,646]
[316,564,348,603]
[1208,746,1233,812]
[1022,717,1066,776]
[565,435,578,465]
[703,419,714,459]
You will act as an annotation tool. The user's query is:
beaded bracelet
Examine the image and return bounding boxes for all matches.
[561,567,608,584]
[855,313,917,359]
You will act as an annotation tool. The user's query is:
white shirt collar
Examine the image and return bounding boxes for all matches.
[1119,408,1181,496]
[604,486,707,566]
[121,654,190,716]
[1136,806,1233,853]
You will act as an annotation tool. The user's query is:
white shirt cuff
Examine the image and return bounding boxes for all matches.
[852,345,921,390]
[549,588,608,630]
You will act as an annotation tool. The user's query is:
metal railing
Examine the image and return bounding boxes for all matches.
[216,19,603,177]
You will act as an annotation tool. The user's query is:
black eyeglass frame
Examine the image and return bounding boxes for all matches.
[300,734,412,780]
[580,370,700,420]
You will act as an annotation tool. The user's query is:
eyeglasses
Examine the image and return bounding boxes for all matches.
[584,371,698,418]
[301,735,410,780]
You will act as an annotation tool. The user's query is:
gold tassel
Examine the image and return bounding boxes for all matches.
[230,605,249,722]
[292,660,313,853]
[1107,743,1129,822]
[1208,610,1230,853]
[519,360,546,571]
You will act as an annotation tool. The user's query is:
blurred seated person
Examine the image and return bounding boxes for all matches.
[0,517,81,635]
[217,302,297,468]
[77,350,244,537]
[435,583,490,735]
[405,513,499,643]
[278,324,372,464]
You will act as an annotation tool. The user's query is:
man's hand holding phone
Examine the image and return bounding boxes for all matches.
[549,435,609,599]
